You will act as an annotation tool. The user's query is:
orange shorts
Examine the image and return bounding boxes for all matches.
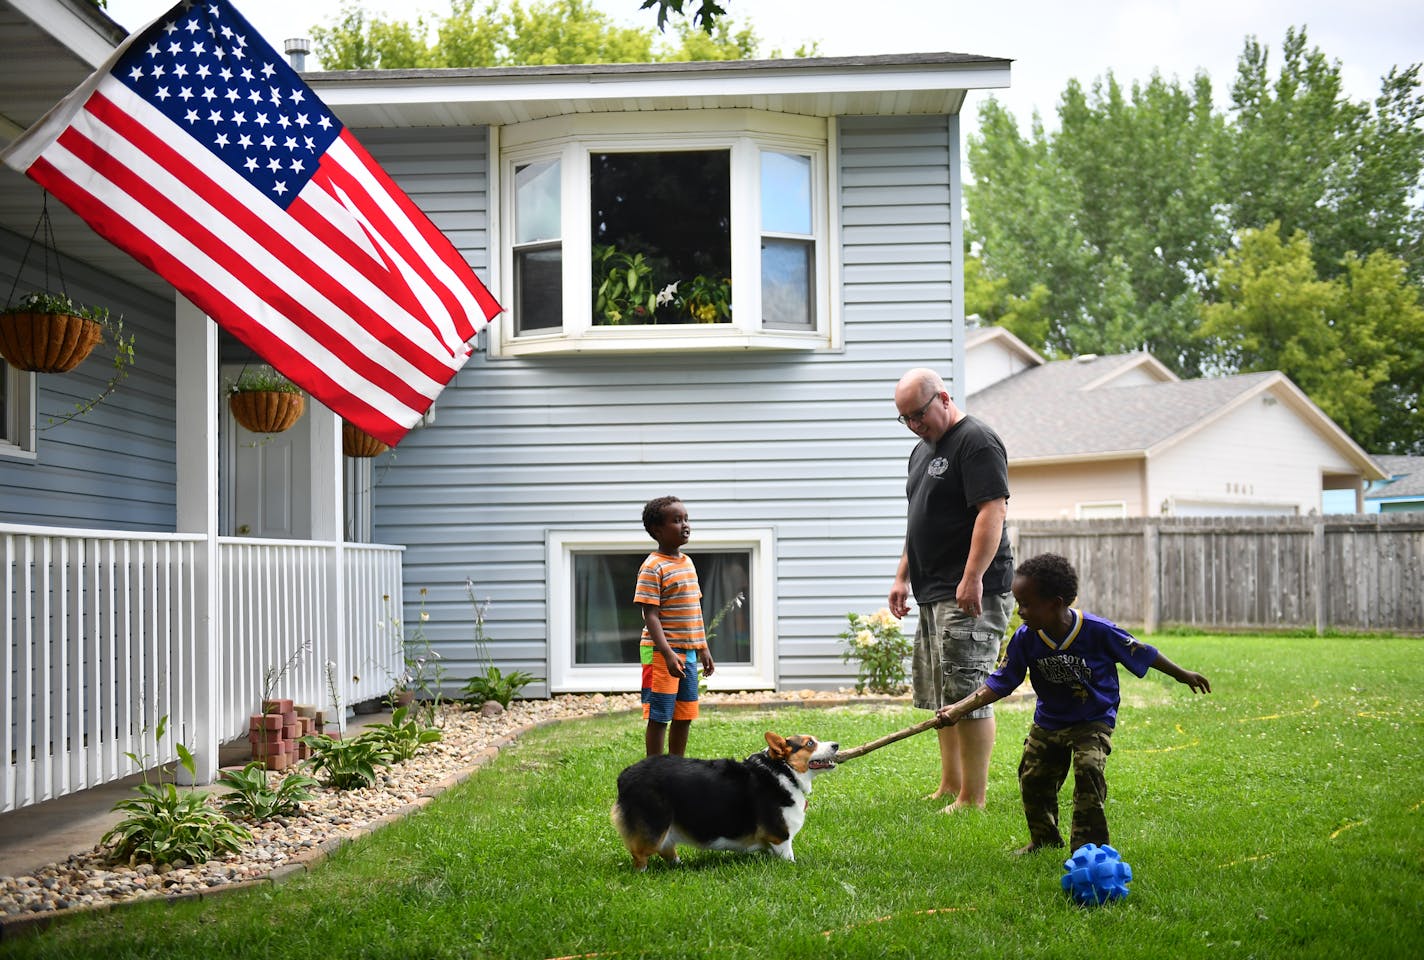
[641,646,699,722]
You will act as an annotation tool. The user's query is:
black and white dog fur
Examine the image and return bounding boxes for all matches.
[610,732,839,870]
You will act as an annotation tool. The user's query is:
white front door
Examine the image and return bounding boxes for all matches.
[223,364,311,539]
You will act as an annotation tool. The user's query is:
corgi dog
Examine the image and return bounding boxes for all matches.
[610,731,839,870]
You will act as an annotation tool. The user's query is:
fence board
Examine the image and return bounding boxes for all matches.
[1010,515,1424,634]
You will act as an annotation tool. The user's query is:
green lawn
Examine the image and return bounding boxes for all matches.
[6,635,1423,959]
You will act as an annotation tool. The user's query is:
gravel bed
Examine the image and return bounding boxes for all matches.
[0,689,897,926]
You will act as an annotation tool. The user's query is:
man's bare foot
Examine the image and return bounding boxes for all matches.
[938,801,985,815]
[922,788,956,801]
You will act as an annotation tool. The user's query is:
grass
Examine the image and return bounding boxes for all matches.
[5,634,1423,959]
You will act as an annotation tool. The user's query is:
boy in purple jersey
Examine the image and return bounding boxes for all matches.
[936,553,1211,854]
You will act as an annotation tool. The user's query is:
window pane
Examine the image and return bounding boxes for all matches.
[572,549,752,666]
[515,245,563,333]
[761,151,811,235]
[698,551,751,664]
[761,238,813,330]
[590,151,731,325]
[573,553,645,665]
[516,159,560,244]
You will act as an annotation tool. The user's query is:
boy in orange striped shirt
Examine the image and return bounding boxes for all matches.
[636,496,716,756]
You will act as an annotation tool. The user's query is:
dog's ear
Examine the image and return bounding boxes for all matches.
[765,731,791,759]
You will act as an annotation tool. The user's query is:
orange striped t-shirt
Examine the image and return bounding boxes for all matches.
[634,552,706,650]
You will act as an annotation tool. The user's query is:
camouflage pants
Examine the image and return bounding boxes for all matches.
[1017,721,1114,851]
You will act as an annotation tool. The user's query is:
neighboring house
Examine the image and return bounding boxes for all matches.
[1,0,1009,807]
[965,327,1385,519]
[1365,456,1424,513]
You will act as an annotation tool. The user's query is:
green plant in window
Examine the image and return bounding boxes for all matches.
[593,243,659,325]
[680,274,731,323]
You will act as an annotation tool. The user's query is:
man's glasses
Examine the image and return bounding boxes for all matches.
[896,393,939,426]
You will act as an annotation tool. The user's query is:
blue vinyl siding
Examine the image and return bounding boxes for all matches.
[366,116,959,691]
[0,229,176,530]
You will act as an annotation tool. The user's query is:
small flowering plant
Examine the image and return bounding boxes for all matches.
[838,608,912,695]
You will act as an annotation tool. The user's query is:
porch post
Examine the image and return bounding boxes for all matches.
[174,295,219,783]
[308,403,346,729]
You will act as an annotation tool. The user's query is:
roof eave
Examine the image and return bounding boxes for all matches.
[308,53,1012,123]
[1008,451,1148,467]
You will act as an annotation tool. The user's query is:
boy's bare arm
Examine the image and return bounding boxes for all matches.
[1151,652,1211,694]
[640,604,684,678]
[935,683,1005,726]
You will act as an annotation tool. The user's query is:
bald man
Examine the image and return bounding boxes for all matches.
[889,368,1014,813]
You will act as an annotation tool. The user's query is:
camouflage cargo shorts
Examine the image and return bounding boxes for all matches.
[910,592,1012,717]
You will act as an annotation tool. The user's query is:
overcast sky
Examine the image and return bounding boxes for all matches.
[104,0,1423,144]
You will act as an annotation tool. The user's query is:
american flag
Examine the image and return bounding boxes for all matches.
[2,0,501,447]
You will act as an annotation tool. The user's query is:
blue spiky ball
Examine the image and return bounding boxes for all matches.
[1060,843,1132,905]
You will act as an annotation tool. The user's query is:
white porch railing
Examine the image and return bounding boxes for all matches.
[2,523,403,812]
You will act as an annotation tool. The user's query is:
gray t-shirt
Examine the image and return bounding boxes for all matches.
[904,414,1013,604]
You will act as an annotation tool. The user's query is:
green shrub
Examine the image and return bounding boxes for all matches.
[300,733,392,790]
[100,717,250,867]
[217,761,320,820]
[461,666,536,709]
[838,609,913,695]
[360,706,442,762]
[104,783,251,867]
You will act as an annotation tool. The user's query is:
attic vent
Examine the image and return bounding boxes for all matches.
[1074,354,1098,363]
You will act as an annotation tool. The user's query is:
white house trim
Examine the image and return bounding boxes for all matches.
[546,527,777,694]
[493,111,835,357]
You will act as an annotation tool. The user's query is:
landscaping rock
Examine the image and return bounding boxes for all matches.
[0,689,893,924]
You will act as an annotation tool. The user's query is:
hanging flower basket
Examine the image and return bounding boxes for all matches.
[342,420,390,458]
[0,309,104,373]
[230,390,305,434]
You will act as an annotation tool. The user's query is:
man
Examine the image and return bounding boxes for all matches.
[888,368,1014,813]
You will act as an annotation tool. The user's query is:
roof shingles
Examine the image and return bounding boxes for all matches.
[968,357,1276,460]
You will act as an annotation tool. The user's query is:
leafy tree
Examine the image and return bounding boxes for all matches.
[1200,224,1424,454]
[1225,27,1424,283]
[313,0,760,70]
[966,80,1219,372]
[966,24,1424,450]
[314,5,440,69]
[964,255,1053,352]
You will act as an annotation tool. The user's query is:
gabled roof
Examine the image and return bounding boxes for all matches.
[968,354,1384,479]
[1368,456,1424,499]
[965,325,1044,368]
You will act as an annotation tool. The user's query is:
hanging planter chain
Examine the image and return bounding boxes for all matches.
[6,193,70,308]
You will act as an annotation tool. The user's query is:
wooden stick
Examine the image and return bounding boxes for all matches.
[834,716,943,761]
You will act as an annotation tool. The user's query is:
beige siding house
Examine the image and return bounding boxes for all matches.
[965,327,1384,519]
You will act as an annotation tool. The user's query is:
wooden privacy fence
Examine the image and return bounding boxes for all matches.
[1008,515,1424,634]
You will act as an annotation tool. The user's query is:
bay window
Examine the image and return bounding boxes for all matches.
[497,111,834,355]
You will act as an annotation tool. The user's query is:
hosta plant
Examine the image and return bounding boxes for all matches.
[101,716,251,867]
[361,706,442,762]
[217,761,320,820]
[300,733,393,790]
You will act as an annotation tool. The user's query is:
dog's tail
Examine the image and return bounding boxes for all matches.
[610,801,628,839]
